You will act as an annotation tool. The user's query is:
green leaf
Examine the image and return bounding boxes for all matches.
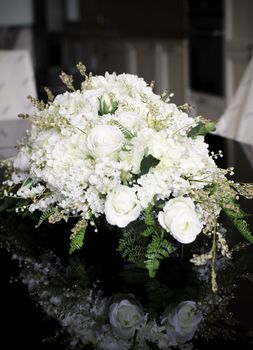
[222,205,253,245]
[21,177,33,188]
[98,97,118,116]
[140,155,160,176]
[118,227,146,268]
[188,121,216,139]
[142,204,157,237]
[145,233,174,278]
[69,220,87,254]
[35,207,57,228]
[110,120,135,139]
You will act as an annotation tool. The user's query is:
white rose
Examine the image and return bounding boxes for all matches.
[105,185,141,227]
[100,93,113,109]
[161,301,202,345]
[117,111,146,132]
[109,299,145,339]
[158,197,202,244]
[13,151,30,171]
[86,125,124,158]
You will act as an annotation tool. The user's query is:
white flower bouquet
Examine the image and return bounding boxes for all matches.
[1,63,253,291]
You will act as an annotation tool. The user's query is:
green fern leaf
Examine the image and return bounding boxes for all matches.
[142,226,155,237]
[69,219,88,254]
[222,205,253,244]
[110,120,135,139]
[118,228,146,267]
[145,233,174,278]
[144,204,156,227]
[36,207,57,228]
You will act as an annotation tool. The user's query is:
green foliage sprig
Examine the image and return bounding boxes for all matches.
[98,98,118,116]
[69,219,88,254]
[118,227,146,268]
[142,204,157,237]
[145,232,174,278]
[188,120,216,139]
[36,207,59,228]
[221,199,253,244]
[110,120,135,139]
[118,204,174,277]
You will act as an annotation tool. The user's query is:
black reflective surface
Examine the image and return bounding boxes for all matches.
[0,135,253,349]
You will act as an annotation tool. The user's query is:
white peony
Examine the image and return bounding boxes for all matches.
[161,301,202,345]
[109,299,145,339]
[158,197,202,244]
[104,185,141,227]
[86,124,124,158]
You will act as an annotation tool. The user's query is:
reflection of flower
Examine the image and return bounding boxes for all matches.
[109,299,145,339]
[161,301,202,345]
[0,214,252,350]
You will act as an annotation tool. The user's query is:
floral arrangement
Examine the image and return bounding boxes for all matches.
[1,63,253,291]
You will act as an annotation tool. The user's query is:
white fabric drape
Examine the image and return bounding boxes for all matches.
[216,57,253,145]
[0,50,36,159]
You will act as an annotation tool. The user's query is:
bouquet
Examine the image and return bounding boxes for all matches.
[1,63,253,291]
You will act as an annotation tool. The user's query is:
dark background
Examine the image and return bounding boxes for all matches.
[0,0,226,100]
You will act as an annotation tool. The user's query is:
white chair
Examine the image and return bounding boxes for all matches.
[0,50,36,159]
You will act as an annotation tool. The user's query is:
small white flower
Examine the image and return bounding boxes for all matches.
[86,124,124,158]
[105,185,141,227]
[117,111,146,132]
[161,301,202,345]
[109,299,145,339]
[158,197,203,244]
[13,151,30,171]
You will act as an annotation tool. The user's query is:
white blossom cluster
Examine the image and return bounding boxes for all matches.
[10,72,223,244]
[15,250,202,350]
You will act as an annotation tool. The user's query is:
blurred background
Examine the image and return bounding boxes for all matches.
[0,0,253,158]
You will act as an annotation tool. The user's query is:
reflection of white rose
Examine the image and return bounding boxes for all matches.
[161,301,202,345]
[158,197,202,244]
[117,111,146,132]
[105,185,141,227]
[86,125,124,158]
[109,299,145,339]
[13,151,30,171]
